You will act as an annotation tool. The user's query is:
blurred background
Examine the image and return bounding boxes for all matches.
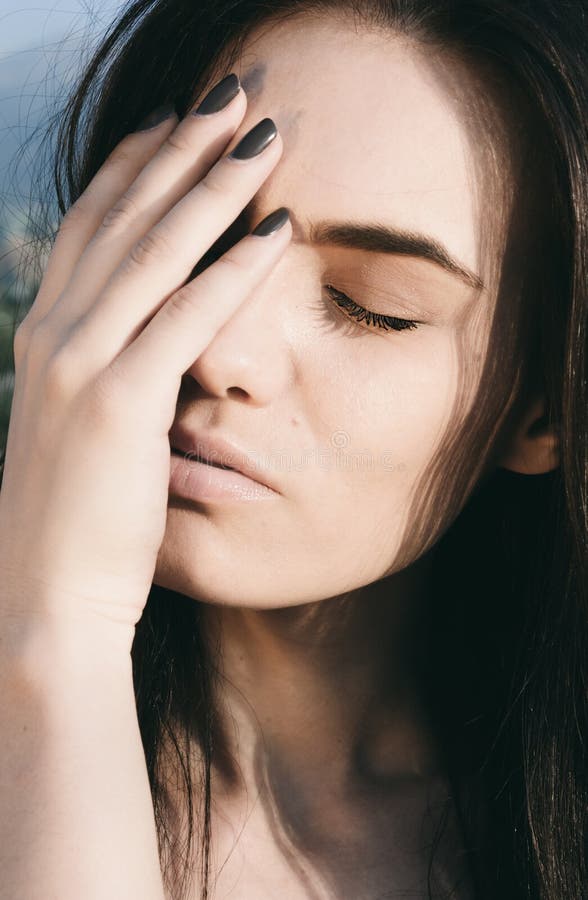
[0,0,123,443]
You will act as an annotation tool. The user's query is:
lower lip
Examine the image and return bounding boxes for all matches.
[169,450,277,503]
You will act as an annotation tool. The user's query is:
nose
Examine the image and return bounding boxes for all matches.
[183,261,293,406]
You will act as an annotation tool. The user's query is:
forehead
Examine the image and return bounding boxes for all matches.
[226,14,483,275]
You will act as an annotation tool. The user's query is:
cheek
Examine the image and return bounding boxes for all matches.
[311,327,462,484]
[298,328,468,567]
[153,322,492,605]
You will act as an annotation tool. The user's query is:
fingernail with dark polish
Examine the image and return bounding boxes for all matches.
[229,118,277,160]
[134,103,176,132]
[193,73,241,116]
[251,207,290,237]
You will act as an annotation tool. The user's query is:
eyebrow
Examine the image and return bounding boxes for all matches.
[245,198,484,291]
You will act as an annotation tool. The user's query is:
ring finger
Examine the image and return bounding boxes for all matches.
[53,74,249,326]
[62,115,284,378]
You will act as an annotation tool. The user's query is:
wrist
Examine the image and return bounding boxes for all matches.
[1,603,135,694]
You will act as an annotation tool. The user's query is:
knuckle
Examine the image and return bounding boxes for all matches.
[99,192,141,234]
[59,200,88,235]
[162,127,193,157]
[22,314,58,366]
[43,342,79,403]
[105,142,134,168]
[83,366,126,428]
[13,318,33,364]
[128,227,174,267]
[165,285,199,320]
[199,171,226,201]
[217,251,249,279]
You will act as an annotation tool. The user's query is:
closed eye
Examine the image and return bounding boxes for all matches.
[324,285,422,333]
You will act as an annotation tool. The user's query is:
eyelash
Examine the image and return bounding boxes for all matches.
[324,285,421,333]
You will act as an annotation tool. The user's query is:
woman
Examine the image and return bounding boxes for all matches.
[0,1,585,898]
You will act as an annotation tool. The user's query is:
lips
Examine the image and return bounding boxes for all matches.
[168,423,278,492]
[171,448,234,471]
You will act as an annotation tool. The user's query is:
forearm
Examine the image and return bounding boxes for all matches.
[0,613,165,900]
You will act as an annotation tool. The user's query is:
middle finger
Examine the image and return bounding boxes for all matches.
[62,113,283,373]
[56,73,249,325]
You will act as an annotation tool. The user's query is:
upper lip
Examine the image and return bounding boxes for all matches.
[169,423,279,493]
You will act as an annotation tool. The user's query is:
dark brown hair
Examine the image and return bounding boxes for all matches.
[2,1,586,898]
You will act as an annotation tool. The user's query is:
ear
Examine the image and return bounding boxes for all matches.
[498,395,560,475]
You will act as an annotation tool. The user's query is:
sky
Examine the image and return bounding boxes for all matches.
[0,1,124,226]
[0,1,123,53]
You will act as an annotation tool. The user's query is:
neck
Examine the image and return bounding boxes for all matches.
[200,551,442,805]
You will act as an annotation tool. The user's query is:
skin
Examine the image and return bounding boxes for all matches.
[153,13,559,898]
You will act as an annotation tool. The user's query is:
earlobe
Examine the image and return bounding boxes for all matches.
[498,396,560,475]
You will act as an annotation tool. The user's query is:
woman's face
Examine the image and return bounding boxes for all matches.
[154,14,511,608]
